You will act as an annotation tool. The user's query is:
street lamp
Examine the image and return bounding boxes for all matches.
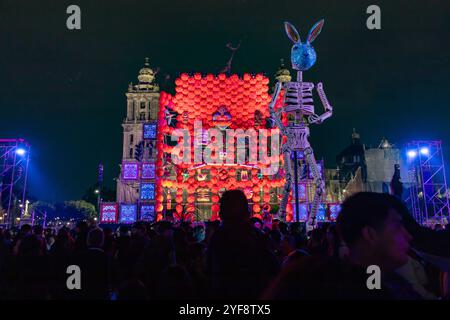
[94,189,101,215]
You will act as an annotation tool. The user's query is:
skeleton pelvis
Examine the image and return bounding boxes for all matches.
[284,105,314,114]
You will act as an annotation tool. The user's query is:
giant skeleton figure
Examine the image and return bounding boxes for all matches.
[269,20,333,229]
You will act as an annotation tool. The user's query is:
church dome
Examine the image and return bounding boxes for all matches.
[138,57,155,83]
[275,59,291,83]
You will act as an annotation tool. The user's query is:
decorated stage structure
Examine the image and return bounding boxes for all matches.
[100,58,341,225]
[101,13,448,226]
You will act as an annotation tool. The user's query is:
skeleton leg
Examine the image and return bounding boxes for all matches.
[278,147,293,221]
[304,147,325,230]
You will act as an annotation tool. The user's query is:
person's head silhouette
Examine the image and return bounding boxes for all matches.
[219,189,250,223]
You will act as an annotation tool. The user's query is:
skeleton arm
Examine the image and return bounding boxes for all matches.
[308,82,333,124]
[269,82,286,135]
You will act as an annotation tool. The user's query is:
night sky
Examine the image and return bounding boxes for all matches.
[0,0,448,202]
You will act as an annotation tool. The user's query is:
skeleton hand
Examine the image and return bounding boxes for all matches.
[308,113,322,124]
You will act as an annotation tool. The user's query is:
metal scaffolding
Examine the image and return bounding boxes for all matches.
[404,140,450,226]
[0,139,30,227]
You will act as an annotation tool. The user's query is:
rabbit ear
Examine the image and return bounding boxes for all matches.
[307,19,324,43]
[284,22,301,44]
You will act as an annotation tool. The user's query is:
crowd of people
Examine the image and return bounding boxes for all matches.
[0,190,449,300]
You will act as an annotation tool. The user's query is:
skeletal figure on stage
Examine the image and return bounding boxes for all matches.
[269,20,334,230]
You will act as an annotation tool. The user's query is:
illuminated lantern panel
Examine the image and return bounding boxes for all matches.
[143,123,157,139]
[316,204,326,222]
[140,183,155,200]
[329,203,341,221]
[100,203,118,224]
[297,183,308,201]
[141,163,156,179]
[120,204,137,224]
[292,203,308,222]
[140,205,156,222]
[122,162,139,180]
[308,161,324,180]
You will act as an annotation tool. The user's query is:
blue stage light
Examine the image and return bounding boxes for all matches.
[407,150,417,158]
[15,148,26,156]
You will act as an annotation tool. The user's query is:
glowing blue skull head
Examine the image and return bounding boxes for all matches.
[284,20,324,71]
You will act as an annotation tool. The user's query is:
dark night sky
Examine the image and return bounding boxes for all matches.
[0,0,449,202]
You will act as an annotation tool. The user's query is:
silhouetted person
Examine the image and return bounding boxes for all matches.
[12,224,32,256]
[264,192,420,300]
[135,221,175,298]
[47,227,74,299]
[192,225,206,244]
[117,278,148,300]
[113,225,132,285]
[11,234,50,299]
[204,220,220,246]
[73,221,89,254]
[173,228,190,267]
[156,265,195,299]
[0,229,13,297]
[391,199,450,258]
[391,164,403,198]
[187,241,208,299]
[102,226,116,257]
[128,222,150,273]
[71,227,110,300]
[206,190,279,299]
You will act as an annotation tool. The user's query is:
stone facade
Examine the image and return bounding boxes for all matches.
[116,58,159,212]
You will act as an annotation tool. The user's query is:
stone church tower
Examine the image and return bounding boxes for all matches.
[116,58,159,212]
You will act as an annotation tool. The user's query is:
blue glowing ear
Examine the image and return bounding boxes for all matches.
[307,19,324,44]
[284,21,301,44]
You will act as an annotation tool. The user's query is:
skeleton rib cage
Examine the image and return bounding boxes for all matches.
[283,82,315,114]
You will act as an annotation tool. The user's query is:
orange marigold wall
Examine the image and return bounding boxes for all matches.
[154,73,290,221]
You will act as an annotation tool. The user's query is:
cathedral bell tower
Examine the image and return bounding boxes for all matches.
[116,58,159,222]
